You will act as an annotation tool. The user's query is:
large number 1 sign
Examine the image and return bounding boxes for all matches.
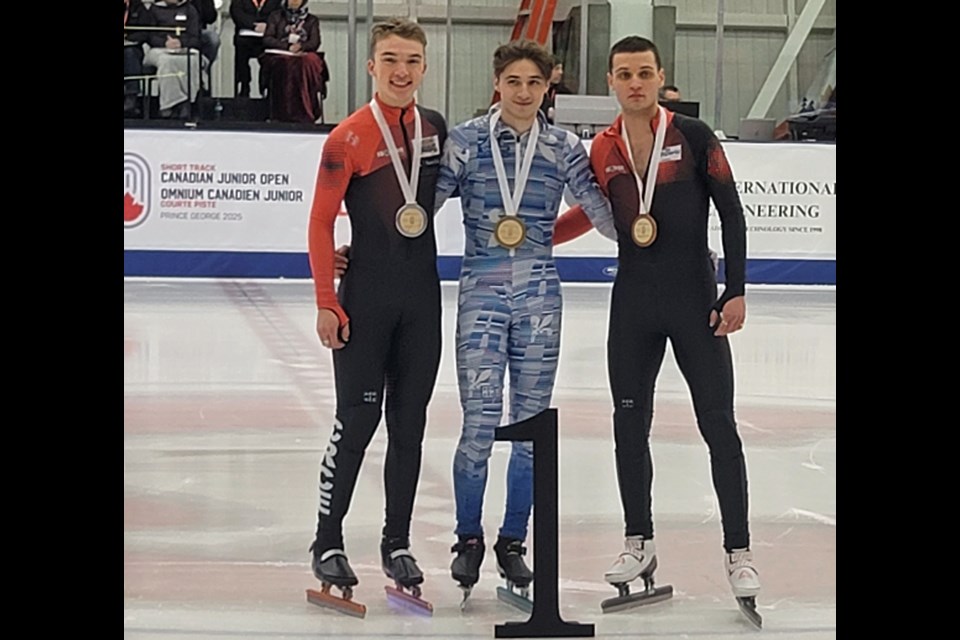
[494,409,594,638]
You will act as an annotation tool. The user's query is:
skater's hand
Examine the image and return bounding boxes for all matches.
[290,42,303,53]
[254,22,267,34]
[334,244,350,279]
[165,35,182,49]
[710,296,745,336]
[317,309,349,349]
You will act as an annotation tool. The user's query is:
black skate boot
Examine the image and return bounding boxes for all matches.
[381,536,432,615]
[311,542,359,587]
[450,536,485,608]
[306,542,366,618]
[381,537,425,588]
[494,536,533,612]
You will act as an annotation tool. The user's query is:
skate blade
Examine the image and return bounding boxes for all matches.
[601,584,673,613]
[496,586,533,614]
[458,586,473,612]
[737,596,763,629]
[384,585,434,616]
[306,588,367,618]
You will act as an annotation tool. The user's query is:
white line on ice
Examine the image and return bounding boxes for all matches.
[785,508,836,526]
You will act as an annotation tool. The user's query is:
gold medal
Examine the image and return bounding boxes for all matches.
[494,215,526,249]
[631,213,657,247]
[395,203,427,238]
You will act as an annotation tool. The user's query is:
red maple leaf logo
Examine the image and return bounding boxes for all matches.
[124,192,144,222]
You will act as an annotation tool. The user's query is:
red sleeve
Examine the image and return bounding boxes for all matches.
[553,136,613,245]
[552,205,594,245]
[307,129,351,328]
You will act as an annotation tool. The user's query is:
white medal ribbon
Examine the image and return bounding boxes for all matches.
[489,107,540,219]
[621,105,667,216]
[370,98,422,206]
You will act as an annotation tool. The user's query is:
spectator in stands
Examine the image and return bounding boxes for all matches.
[141,0,204,118]
[230,0,282,97]
[191,0,221,68]
[539,55,572,124]
[124,0,151,116]
[260,0,327,123]
[659,84,681,101]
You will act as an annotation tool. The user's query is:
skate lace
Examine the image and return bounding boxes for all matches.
[451,537,483,554]
[623,538,650,561]
[503,541,527,556]
[726,549,756,573]
[319,548,348,562]
[388,548,416,562]
[495,540,527,556]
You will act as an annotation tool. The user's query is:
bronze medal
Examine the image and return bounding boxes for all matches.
[494,215,526,249]
[631,213,657,247]
[395,203,427,238]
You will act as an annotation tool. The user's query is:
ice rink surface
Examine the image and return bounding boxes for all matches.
[124,279,836,639]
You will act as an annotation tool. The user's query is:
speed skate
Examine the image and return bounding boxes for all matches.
[601,537,673,613]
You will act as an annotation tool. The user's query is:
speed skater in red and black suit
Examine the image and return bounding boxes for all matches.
[554,36,762,624]
[305,18,446,615]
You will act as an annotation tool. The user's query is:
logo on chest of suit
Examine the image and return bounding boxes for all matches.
[660,144,682,162]
[376,135,441,161]
[420,135,441,158]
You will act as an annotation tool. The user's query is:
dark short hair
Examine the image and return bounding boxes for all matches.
[608,36,662,72]
[369,17,427,59]
[493,39,553,80]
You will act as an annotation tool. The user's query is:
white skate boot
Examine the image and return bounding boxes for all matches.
[600,536,673,613]
[604,536,656,584]
[726,548,761,597]
[726,548,762,628]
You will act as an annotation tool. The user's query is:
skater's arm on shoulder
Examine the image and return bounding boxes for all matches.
[560,133,616,241]
[435,128,468,212]
[553,205,594,245]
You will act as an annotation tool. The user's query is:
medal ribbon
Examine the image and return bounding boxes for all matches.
[621,105,667,216]
[370,99,422,206]
[489,107,540,218]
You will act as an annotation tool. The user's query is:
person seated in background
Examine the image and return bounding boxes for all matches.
[260,0,326,123]
[141,0,204,118]
[230,0,282,97]
[659,84,681,101]
[124,0,151,116]
[539,55,572,124]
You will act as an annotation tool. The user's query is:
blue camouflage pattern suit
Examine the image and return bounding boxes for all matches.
[436,108,616,541]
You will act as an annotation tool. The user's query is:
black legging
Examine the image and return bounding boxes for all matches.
[233,36,265,95]
[314,272,442,552]
[607,258,750,552]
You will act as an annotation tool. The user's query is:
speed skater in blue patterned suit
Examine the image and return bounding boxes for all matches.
[433,39,616,605]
